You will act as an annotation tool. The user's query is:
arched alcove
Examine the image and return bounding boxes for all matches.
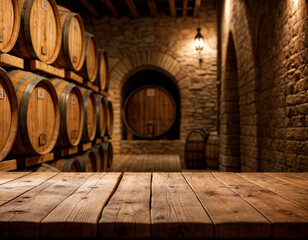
[220,32,241,171]
[121,69,181,140]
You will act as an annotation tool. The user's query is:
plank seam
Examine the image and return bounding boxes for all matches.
[149,172,153,238]
[211,172,274,238]
[0,172,59,208]
[97,172,124,237]
[181,172,215,236]
[0,172,32,186]
[238,173,308,210]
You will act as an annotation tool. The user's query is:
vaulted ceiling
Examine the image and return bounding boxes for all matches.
[55,0,205,18]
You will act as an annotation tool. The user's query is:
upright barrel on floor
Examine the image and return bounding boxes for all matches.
[8,70,60,155]
[55,7,86,71]
[77,32,98,82]
[11,0,61,64]
[94,49,110,91]
[79,87,97,142]
[122,86,176,139]
[50,78,84,147]
[185,129,209,169]
[0,0,20,53]
[0,67,18,161]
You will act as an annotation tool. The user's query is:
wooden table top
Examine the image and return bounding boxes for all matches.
[0,172,307,239]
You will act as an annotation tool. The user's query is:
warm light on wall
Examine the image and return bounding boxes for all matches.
[194,27,204,51]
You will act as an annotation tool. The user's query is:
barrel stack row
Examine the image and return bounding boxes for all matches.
[0,0,114,171]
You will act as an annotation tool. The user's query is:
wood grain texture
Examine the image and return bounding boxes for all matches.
[0,53,24,69]
[25,60,65,78]
[94,94,107,138]
[109,154,181,172]
[0,0,20,53]
[214,172,308,238]
[0,172,30,185]
[99,173,151,238]
[0,172,56,206]
[8,70,60,155]
[94,49,109,91]
[0,67,18,161]
[78,33,98,82]
[0,172,91,238]
[41,172,121,238]
[151,172,213,238]
[183,172,271,238]
[12,0,61,64]
[122,86,176,139]
[55,10,86,71]
[265,172,308,189]
[239,173,308,209]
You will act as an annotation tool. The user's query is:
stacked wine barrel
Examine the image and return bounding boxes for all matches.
[0,0,114,172]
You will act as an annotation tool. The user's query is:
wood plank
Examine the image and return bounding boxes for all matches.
[83,80,99,93]
[99,173,151,238]
[183,172,271,238]
[193,0,202,17]
[25,60,65,78]
[100,89,109,97]
[54,146,78,157]
[17,152,54,168]
[65,71,83,84]
[265,172,308,189]
[0,172,93,238]
[183,0,188,17]
[78,0,101,17]
[291,172,308,179]
[41,172,121,238]
[151,172,213,238]
[147,0,157,17]
[0,159,17,172]
[100,0,120,17]
[125,0,139,18]
[214,172,308,238]
[0,172,30,185]
[79,142,92,152]
[168,0,176,17]
[239,173,308,209]
[0,53,24,69]
[0,172,56,207]
[95,138,103,144]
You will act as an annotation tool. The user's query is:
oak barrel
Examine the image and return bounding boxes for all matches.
[206,134,219,169]
[74,149,97,172]
[8,70,60,155]
[94,49,110,91]
[0,67,18,161]
[103,141,113,168]
[0,0,20,53]
[77,32,98,82]
[50,78,84,147]
[122,86,176,139]
[79,87,97,142]
[92,143,108,172]
[50,158,81,172]
[11,0,61,64]
[106,100,114,139]
[95,94,107,138]
[55,7,86,71]
[35,163,60,172]
[185,129,209,169]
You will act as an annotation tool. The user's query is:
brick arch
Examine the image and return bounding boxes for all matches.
[220,0,259,171]
[108,51,189,154]
[110,51,188,87]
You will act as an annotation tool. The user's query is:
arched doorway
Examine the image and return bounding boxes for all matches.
[121,70,181,140]
[220,32,240,171]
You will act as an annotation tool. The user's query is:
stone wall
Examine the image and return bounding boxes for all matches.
[219,0,308,171]
[83,0,218,167]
